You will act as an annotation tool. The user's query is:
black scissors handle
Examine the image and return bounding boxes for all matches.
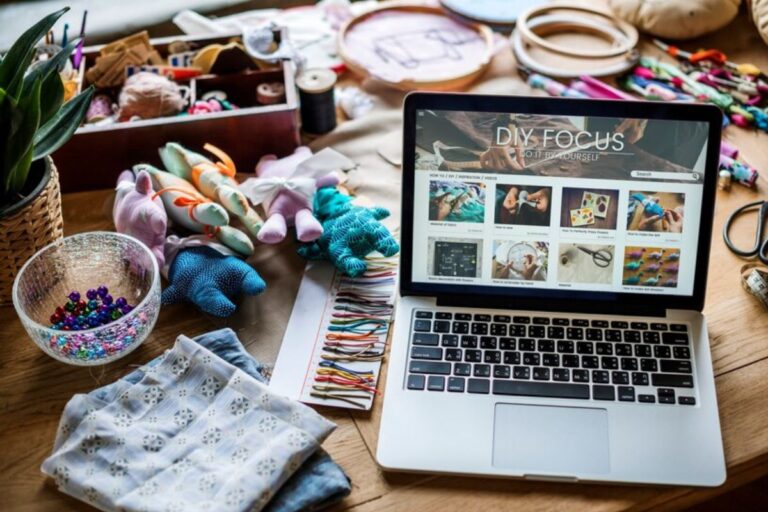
[577,246,612,268]
[723,200,768,264]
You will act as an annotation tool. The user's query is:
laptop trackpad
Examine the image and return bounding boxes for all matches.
[492,403,610,476]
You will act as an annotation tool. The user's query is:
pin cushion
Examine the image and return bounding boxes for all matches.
[12,232,161,365]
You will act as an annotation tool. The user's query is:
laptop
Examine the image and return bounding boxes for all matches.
[377,93,726,486]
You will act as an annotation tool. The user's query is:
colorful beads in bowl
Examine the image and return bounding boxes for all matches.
[50,287,134,330]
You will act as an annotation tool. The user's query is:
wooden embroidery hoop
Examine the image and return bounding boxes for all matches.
[337,3,494,91]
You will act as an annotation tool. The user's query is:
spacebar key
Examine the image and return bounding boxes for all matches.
[409,361,451,375]
[493,380,590,399]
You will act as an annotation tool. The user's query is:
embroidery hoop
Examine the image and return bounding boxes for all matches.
[337,3,494,91]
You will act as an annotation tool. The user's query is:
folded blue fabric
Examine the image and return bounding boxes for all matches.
[91,328,350,512]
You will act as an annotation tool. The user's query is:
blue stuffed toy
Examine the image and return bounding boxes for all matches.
[163,246,266,317]
[298,187,399,277]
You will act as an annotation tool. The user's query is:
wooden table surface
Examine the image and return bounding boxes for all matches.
[3,12,768,512]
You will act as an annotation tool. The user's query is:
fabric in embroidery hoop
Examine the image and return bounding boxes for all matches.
[337,4,494,91]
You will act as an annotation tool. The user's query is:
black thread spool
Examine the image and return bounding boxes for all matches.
[297,68,337,135]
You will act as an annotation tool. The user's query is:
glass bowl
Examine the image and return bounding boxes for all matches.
[12,232,161,365]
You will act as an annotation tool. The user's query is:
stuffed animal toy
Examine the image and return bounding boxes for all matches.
[240,147,353,244]
[749,0,768,45]
[608,0,741,40]
[298,187,400,277]
[135,163,255,257]
[159,143,264,238]
[113,170,168,267]
[163,244,265,317]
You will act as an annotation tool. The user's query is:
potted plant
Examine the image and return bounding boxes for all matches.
[0,7,94,304]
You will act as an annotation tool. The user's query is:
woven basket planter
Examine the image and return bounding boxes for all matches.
[0,157,64,305]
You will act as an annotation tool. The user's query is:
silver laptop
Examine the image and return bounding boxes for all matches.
[377,93,726,486]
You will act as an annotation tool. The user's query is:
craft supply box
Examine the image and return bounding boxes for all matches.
[54,32,300,193]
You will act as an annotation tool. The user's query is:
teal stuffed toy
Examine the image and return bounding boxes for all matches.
[298,188,399,277]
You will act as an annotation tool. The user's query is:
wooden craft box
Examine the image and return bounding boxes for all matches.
[53,32,300,193]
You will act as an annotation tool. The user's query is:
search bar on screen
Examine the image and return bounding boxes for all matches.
[631,170,701,181]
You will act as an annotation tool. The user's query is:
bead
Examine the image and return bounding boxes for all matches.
[115,297,127,308]
[68,291,81,302]
[97,285,109,298]
[55,306,65,316]
[121,305,134,315]
[110,310,123,320]
[64,301,76,312]
[102,294,113,306]
[87,299,99,310]
[86,288,98,300]
[50,312,62,324]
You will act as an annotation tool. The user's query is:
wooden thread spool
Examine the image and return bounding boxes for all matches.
[297,68,337,135]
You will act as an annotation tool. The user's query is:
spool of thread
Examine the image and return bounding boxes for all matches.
[256,81,286,105]
[86,94,115,123]
[297,68,337,135]
[718,170,732,191]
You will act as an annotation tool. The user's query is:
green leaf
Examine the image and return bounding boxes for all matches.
[4,78,40,194]
[33,85,93,160]
[23,39,80,125]
[0,8,69,98]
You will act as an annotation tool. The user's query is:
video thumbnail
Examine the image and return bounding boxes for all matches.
[557,243,615,285]
[622,246,680,287]
[428,180,486,223]
[495,184,552,226]
[492,241,549,281]
[626,191,685,233]
[428,237,482,278]
[560,188,619,230]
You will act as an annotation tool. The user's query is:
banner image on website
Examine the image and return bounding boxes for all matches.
[415,110,707,182]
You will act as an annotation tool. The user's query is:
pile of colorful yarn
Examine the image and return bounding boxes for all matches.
[49,286,134,331]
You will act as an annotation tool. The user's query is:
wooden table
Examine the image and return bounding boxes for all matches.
[3,13,768,512]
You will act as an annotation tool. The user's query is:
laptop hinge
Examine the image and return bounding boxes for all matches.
[435,295,667,318]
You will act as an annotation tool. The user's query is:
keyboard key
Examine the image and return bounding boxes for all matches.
[632,372,649,386]
[620,358,638,371]
[643,331,660,344]
[465,350,482,363]
[455,313,471,321]
[618,386,635,402]
[442,335,459,347]
[631,322,649,330]
[490,323,507,336]
[658,387,675,397]
[413,333,439,346]
[467,378,490,394]
[662,332,689,345]
[493,380,589,399]
[480,337,497,349]
[591,320,609,328]
[586,329,603,341]
[615,344,632,356]
[593,385,615,400]
[509,325,526,336]
[454,363,471,376]
[411,347,443,360]
[548,326,565,339]
[640,358,658,372]
[415,311,432,319]
[596,343,613,355]
[445,349,462,361]
[633,344,651,357]
[513,316,530,324]
[447,377,465,392]
[471,323,488,335]
[572,369,590,382]
[572,319,589,327]
[653,374,693,388]
[553,318,570,326]
[519,338,536,351]
[452,322,469,334]
[659,395,675,404]
[582,356,599,369]
[557,340,575,353]
[407,374,425,390]
[513,366,531,379]
[504,351,521,365]
[542,353,560,367]
[522,353,541,366]
[678,396,696,405]
[567,327,584,340]
[474,314,491,322]
[494,365,511,379]
[500,338,516,350]
[601,356,618,370]
[413,320,431,332]
[533,367,550,381]
[461,336,478,348]
[529,325,546,338]
[409,361,451,375]
[484,350,501,364]
[562,355,580,368]
[611,321,629,329]
[638,394,655,403]
[592,370,609,384]
[473,364,491,377]
[533,317,550,325]
[553,368,570,381]
[654,346,671,359]
[538,339,555,352]
[436,312,452,320]
[427,376,445,391]
[493,315,511,323]
[671,324,688,332]
[660,360,693,374]
[623,330,641,343]
[674,346,691,359]
[605,329,622,342]
[650,323,668,331]
[577,342,594,354]
[611,371,629,385]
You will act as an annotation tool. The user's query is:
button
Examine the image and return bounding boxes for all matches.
[533,317,550,325]
[513,316,531,324]
[411,347,443,360]
[678,396,696,405]
[493,365,511,379]
[455,313,471,321]
[662,332,689,345]
[433,320,451,333]
[572,319,589,327]
[660,360,692,373]
[467,378,490,394]
[407,374,425,390]
[436,312,452,320]
[473,364,491,377]
[611,321,629,329]
[453,363,471,376]
[474,314,491,322]
[412,333,439,346]
[670,324,688,332]
[427,376,445,391]
[447,377,465,392]
[592,385,615,400]
[591,320,609,328]
[631,322,649,330]
[409,361,451,375]
[652,374,694,388]
[493,315,511,323]
[441,334,459,347]
[493,380,590,399]
[638,394,656,403]
[413,320,431,332]
[650,323,668,331]
[415,311,433,319]
[618,386,635,402]
[552,318,569,326]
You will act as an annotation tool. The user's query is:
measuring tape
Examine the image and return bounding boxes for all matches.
[741,263,768,308]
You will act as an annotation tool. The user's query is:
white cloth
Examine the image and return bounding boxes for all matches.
[41,335,335,512]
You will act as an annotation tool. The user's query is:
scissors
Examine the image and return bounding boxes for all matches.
[576,245,613,268]
[723,200,768,264]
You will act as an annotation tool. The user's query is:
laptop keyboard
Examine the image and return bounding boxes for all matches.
[406,310,696,406]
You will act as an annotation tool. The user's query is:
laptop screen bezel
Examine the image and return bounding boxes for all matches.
[399,92,722,315]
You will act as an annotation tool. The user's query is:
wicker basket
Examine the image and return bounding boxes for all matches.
[0,157,64,305]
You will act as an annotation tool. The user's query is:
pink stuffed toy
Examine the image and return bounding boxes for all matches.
[240,146,352,244]
[113,170,168,267]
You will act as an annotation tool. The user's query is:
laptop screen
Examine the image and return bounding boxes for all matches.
[411,109,710,297]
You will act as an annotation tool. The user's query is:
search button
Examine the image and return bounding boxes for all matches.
[631,170,700,181]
